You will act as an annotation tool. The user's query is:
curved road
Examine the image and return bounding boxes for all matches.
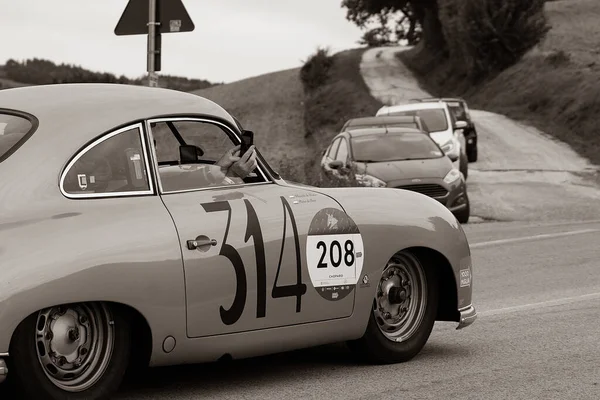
[3,47,600,400]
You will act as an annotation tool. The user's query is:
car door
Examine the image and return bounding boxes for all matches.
[146,117,363,338]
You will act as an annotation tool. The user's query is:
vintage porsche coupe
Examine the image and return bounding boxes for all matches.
[0,84,476,399]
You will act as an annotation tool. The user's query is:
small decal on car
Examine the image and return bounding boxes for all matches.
[306,208,365,301]
[77,174,87,190]
[460,269,471,287]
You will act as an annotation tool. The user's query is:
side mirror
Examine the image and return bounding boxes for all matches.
[329,160,343,169]
[179,145,204,164]
[454,120,468,130]
[447,153,459,162]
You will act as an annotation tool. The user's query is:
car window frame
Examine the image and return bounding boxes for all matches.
[59,122,155,199]
[327,138,341,158]
[0,108,40,165]
[335,137,350,164]
[145,116,273,195]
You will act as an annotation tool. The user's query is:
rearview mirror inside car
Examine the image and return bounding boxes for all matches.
[179,145,204,164]
[454,120,468,130]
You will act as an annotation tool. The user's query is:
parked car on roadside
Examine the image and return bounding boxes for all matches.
[376,101,469,180]
[340,115,429,133]
[0,83,476,400]
[411,98,478,162]
[321,126,470,223]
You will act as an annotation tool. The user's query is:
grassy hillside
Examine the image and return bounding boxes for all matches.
[194,68,307,176]
[399,0,600,165]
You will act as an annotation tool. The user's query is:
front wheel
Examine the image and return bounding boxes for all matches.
[9,302,131,400]
[347,251,439,364]
[454,193,470,224]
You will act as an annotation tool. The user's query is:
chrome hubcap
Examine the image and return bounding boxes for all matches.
[373,253,427,342]
[35,303,114,392]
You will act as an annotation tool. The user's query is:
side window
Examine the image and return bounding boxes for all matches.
[62,125,151,196]
[335,139,349,163]
[150,119,267,192]
[327,138,340,158]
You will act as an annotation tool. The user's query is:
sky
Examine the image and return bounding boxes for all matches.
[0,0,366,84]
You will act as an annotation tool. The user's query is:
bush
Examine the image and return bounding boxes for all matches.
[299,47,334,93]
[437,0,550,79]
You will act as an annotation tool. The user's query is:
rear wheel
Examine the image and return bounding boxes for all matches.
[9,302,131,400]
[467,145,478,163]
[347,251,439,364]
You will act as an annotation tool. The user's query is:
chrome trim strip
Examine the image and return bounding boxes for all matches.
[456,305,477,330]
[0,352,8,357]
[59,123,154,199]
[145,116,273,195]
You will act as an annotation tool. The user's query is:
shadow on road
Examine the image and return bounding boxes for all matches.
[0,341,471,399]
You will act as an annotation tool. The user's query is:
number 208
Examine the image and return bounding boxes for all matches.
[316,239,355,268]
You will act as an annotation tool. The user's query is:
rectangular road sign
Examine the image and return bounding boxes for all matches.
[115,0,195,36]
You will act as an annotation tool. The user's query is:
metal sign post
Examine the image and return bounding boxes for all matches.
[147,0,160,87]
[114,0,195,88]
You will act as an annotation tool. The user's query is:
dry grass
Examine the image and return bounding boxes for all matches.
[399,0,600,165]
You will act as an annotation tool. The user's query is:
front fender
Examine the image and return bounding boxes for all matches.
[310,186,473,322]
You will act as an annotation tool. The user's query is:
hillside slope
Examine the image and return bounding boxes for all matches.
[194,68,307,175]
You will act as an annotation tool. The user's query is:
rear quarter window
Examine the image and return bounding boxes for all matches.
[0,111,36,163]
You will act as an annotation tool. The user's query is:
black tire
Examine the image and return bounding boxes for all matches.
[459,152,469,181]
[347,251,439,364]
[467,145,478,163]
[454,193,470,224]
[8,302,132,400]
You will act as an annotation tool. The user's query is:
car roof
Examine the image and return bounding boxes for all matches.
[380,101,447,113]
[345,115,421,128]
[345,126,424,138]
[0,83,237,137]
[411,97,465,103]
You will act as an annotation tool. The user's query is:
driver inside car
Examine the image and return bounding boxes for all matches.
[211,144,258,184]
[154,139,259,188]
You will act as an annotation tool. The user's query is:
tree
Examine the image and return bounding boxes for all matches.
[341,0,442,48]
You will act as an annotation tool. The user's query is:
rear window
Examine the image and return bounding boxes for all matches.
[388,109,448,132]
[0,111,36,163]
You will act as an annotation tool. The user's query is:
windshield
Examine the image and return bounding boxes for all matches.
[0,112,35,163]
[388,109,448,132]
[351,133,444,162]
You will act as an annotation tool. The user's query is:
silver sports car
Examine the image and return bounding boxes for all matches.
[0,84,476,400]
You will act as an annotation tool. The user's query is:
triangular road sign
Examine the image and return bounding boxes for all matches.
[115,0,195,36]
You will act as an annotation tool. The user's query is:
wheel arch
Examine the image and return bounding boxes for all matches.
[7,301,153,371]
[404,246,459,323]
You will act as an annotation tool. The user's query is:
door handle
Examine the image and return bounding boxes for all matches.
[187,237,218,250]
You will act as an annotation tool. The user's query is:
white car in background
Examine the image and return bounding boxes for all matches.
[376,101,469,180]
